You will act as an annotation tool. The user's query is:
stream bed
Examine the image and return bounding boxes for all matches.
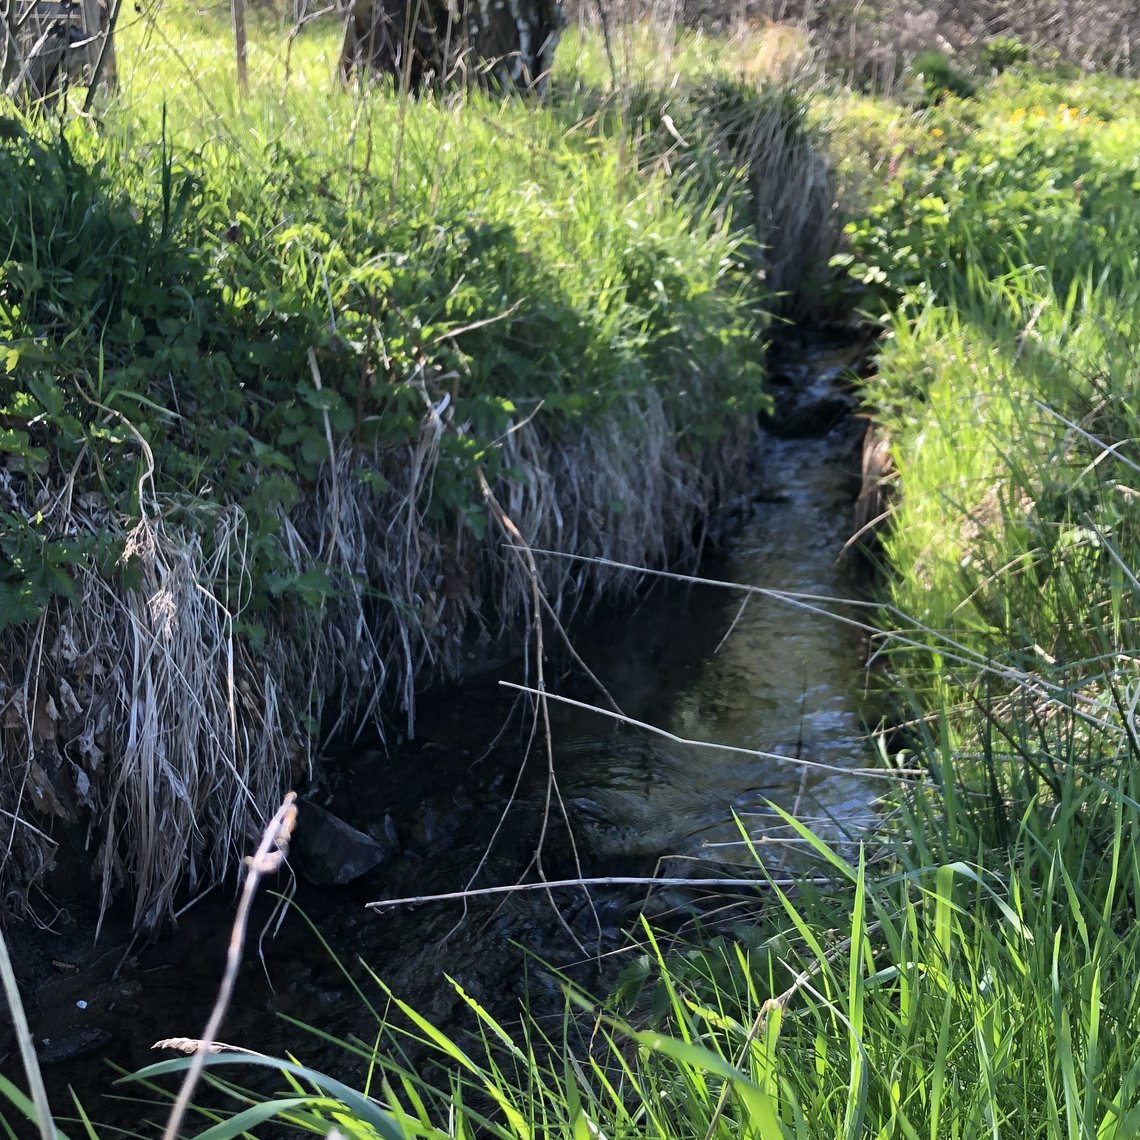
[15,332,883,1133]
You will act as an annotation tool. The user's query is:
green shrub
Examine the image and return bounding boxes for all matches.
[911,49,977,104]
[981,35,1030,74]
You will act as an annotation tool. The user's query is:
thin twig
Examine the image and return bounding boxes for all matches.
[475,467,597,955]
[161,793,297,1140]
[367,874,835,910]
[499,682,928,780]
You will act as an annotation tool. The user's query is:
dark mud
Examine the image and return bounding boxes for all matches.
[2,331,881,1136]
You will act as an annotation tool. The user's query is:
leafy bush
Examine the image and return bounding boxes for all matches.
[981,35,1030,73]
[910,49,977,105]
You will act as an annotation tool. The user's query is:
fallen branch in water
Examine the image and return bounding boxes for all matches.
[366,873,836,910]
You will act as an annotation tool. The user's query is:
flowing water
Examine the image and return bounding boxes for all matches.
[16,333,882,1133]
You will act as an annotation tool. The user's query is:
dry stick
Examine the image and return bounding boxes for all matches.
[591,0,619,89]
[81,0,122,110]
[0,10,19,90]
[7,611,51,873]
[526,548,1103,714]
[367,874,835,910]
[308,348,342,562]
[231,0,247,94]
[161,793,297,1140]
[3,19,61,99]
[500,682,928,780]
[475,468,598,956]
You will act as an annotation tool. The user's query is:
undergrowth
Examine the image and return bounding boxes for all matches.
[8,10,1140,1140]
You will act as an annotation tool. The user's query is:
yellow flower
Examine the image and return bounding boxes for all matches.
[931,127,944,137]
[1010,107,1026,124]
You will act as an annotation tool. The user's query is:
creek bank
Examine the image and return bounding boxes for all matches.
[0,78,788,932]
[0,330,886,1131]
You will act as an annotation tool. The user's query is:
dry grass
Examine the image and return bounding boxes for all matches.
[569,0,1140,79]
[0,370,757,930]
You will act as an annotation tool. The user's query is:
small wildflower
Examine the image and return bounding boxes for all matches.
[931,127,944,137]
[1009,107,1026,124]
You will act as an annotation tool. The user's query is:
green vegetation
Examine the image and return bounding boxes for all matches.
[145,46,1140,1140]
[0,7,838,928]
[5,5,1140,1139]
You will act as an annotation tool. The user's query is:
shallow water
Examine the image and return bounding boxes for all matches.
[19,336,881,1133]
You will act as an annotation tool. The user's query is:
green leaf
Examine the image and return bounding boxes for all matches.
[124,1054,406,1140]
[629,1029,787,1139]
[192,1097,321,1139]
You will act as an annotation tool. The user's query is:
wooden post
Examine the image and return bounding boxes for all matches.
[231,0,248,93]
[83,0,122,110]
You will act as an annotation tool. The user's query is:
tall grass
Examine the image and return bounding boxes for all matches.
[0,8,839,928]
[117,725,1140,1138]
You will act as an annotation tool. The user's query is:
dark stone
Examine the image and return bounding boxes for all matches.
[765,380,855,438]
[291,801,397,886]
[36,1028,113,1066]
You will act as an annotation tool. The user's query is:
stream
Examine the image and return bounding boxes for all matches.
[13,331,882,1134]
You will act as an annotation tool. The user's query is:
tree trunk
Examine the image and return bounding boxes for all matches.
[340,0,566,92]
[6,0,114,105]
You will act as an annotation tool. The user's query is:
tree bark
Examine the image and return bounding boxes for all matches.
[340,0,566,92]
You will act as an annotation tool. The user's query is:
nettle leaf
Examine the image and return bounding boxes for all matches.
[264,567,340,609]
[300,432,330,468]
[246,473,300,516]
[249,439,295,470]
[0,581,44,629]
[26,375,65,417]
[298,385,343,413]
[353,468,389,493]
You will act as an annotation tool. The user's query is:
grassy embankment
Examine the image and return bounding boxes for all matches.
[0,9,836,932]
[125,37,1140,1140]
